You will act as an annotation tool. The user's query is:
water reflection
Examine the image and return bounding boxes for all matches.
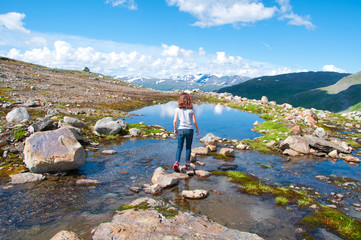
[129,102,263,140]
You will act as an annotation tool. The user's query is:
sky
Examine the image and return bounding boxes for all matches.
[0,0,360,79]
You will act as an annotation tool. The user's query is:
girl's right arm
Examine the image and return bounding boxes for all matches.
[192,113,199,136]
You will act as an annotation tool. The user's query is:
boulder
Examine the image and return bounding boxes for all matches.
[92,198,264,240]
[207,145,217,152]
[182,190,208,199]
[304,135,351,154]
[50,230,82,240]
[10,172,45,184]
[94,117,122,135]
[23,128,86,173]
[283,149,299,157]
[31,117,55,132]
[151,167,179,188]
[236,143,247,150]
[192,147,209,155]
[280,136,310,154]
[200,133,220,145]
[6,107,32,123]
[339,154,361,163]
[143,184,162,195]
[64,116,88,129]
[129,128,141,137]
[328,150,338,158]
[219,148,235,157]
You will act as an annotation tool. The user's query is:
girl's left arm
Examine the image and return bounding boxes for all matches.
[173,111,178,135]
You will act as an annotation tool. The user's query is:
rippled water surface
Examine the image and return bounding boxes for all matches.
[1,103,360,240]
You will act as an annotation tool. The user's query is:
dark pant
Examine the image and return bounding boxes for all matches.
[175,129,194,164]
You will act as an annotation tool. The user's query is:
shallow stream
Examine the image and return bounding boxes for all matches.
[0,102,360,239]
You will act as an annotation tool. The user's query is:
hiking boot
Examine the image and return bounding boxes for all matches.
[173,161,179,172]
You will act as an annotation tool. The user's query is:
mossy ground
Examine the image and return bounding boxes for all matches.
[207,152,235,160]
[117,202,178,218]
[315,174,361,194]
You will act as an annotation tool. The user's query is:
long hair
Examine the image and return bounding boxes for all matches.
[178,93,193,109]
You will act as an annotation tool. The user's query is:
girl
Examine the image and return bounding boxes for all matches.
[173,93,199,171]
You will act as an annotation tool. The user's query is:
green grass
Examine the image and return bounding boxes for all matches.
[257,162,274,168]
[300,207,361,240]
[276,196,288,206]
[208,152,234,160]
[126,122,164,136]
[14,126,28,140]
[199,95,226,104]
[117,202,178,218]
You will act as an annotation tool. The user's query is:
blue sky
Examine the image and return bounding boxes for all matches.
[0,0,360,78]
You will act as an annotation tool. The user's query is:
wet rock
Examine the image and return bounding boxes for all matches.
[101,150,117,155]
[236,143,247,150]
[280,136,310,154]
[351,203,361,207]
[314,228,343,240]
[94,117,122,135]
[76,179,100,186]
[6,107,32,123]
[328,150,338,158]
[219,148,235,157]
[151,167,179,188]
[92,198,263,240]
[50,230,82,240]
[23,128,86,173]
[128,186,141,193]
[192,147,209,155]
[339,153,361,163]
[190,152,197,162]
[195,161,205,166]
[128,197,163,208]
[200,133,221,145]
[207,144,217,152]
[283,149,299,157]
[304,135,351,154]
[143,184,162,195]
[129,128,141,137]
[195,170,211,177]
[64,116,88,129]
[10,172,45,184]
[182,190,208,199]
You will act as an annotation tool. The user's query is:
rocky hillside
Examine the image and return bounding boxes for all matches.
[216,71,353,112]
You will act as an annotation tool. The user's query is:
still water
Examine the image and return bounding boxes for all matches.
[0,103,360,240]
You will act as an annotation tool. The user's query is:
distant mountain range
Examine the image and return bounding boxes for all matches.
[117,74,250,91]
[217,71,361,112]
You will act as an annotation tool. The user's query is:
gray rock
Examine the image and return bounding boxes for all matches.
[304,135,351,154]
[94,117,122,135]
[143,184,162,195]
[76,179,100,186]
[280,136,310,154]
[182,190,208,199]
[195,170,211,177]
[101,150,117,155]
[283,149,299,156]
[92,198,264,240]
[24,100,40,107]
[192,147,209,155]
[151,167,179,188]
[31,117,55,132]
[314,127,327,138]
[219,148,235,157]
[328,150,338,158]
[6,107,32,123]
[64,116,88,129]
[236,143,247,150]
[50,230,82,240]
[261,96,268,104]
[10,172,45,184]
[129,128,141,136]
[23,128,86,173]
[47,109,60,117]
[200,133,220,145]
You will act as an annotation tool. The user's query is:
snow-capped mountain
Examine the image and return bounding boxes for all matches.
[117,74,250,91]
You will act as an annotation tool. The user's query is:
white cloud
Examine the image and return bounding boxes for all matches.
[0,12,30,33]
[322,65,346,73]
[6,39,299,78]
[105,0,137,10]
[166,0,277,27]
[276,0,315,30]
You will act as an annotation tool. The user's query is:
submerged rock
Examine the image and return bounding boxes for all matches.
[50,230,82,240]
[10,172,45,184]
[192,147,209,155]
[219,148,235,157]
[182,190,208,199]
[23,128,86,173]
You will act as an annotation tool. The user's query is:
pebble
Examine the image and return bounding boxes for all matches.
[195,161,205,166]
[128,187,141,193]
[76,179,100,186]
[351,203,361,207]
[326,205,337,209]
[101,150,117,155]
